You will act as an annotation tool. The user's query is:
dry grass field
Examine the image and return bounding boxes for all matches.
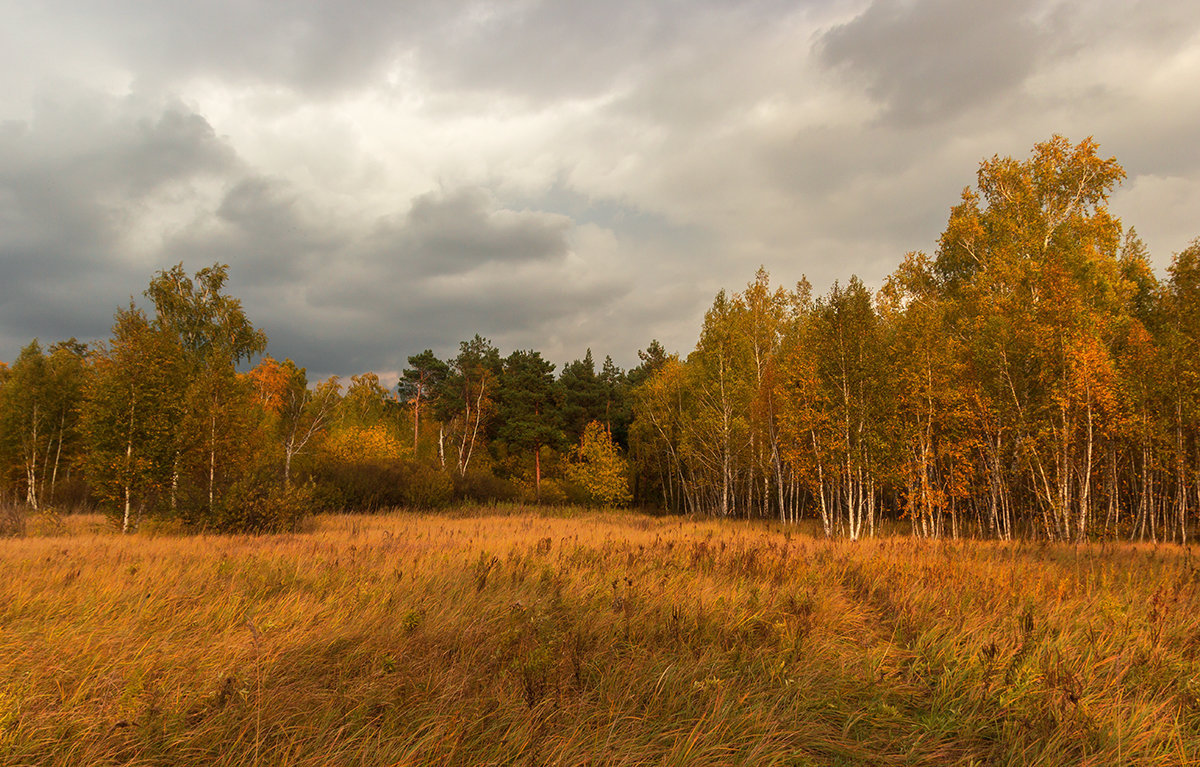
[2,507,1199,765]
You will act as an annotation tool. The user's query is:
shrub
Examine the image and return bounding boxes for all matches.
[400,462,454,509]
[310,458,456,511]
[213,479,314,533]
[0,503,26,537]
[310,461,406,511]
[522,477,568,506]
[456,469,520,505]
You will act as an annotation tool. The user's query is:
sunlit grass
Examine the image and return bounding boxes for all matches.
[1,509,1198,765]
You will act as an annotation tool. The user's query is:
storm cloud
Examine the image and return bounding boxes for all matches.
[1,0,1198,377]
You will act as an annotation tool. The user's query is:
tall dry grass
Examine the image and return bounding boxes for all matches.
[1,508,1198,765]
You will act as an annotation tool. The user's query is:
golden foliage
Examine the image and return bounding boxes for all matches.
[320,424,410,465]
[566,421,632,507]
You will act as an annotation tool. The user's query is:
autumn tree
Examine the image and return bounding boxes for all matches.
[340,372,393,428]
[1157,239,1200,541]
[81,307,185,531]
[566,420,632,507]
[248,356,340,487]
[936,135,1128,541]
[0,341,51,510]
[0,340,90,511]
[144,263,267,522]
[739,268,792,521]
[630,355,689,512]
[683,289,754,516]
[880,254,977,538]
[810,278,888,539]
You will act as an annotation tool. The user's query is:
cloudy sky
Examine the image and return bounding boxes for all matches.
[2,0,1198,381]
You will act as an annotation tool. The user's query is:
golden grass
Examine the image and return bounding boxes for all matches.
[2,508,1199,765]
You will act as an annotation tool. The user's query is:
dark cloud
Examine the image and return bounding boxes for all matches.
[819,0,1047,124]
[266,268,630,379]
[267,186,628,374]
[0,83,643,371]
[167,175,347,287]
[0,93,240,354]
[389,188,573,277]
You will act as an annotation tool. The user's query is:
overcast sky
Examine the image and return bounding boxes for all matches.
[2,0,1198,381]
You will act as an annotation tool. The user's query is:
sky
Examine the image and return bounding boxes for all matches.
[1,0,1198,382]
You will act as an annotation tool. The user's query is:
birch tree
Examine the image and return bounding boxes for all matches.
[81,307,185,531]
[935,135,1127,540]
[144,263,267,522]
[437,336,501,476]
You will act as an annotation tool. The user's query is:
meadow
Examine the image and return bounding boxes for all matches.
[1,508,1198,766]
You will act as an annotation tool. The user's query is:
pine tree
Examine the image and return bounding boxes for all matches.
[496,349,561,502]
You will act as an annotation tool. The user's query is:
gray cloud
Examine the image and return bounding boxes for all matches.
[23,1,447,95]
[387,188,573,277]
[1,0,1199,374]
[148,176,632,376]
[413,0,810,104]
[168,175,347,287]
[0,93,239,351]
[819,0,1047,124]
[275,187,628,375]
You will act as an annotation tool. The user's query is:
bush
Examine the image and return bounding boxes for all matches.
[401,462,454,509]
[456,469,520,505]
[519,477,568,506]
[310,459,456,512]
[561,477,593,506]
[0,503,27,537]
[49,473,92,510]
[311,461,405,511]
[213,479,314,533]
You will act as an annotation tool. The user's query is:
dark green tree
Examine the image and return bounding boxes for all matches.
[628,339,669,387]
[599,354,632,448]
[437,335,502,476]
[398,350,449,457]
[497,349,561,502]
[559,349,604,446]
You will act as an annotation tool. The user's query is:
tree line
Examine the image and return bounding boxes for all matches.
[631,136,1200,542]
[1,135,1197,539]
[0,264,650,531]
